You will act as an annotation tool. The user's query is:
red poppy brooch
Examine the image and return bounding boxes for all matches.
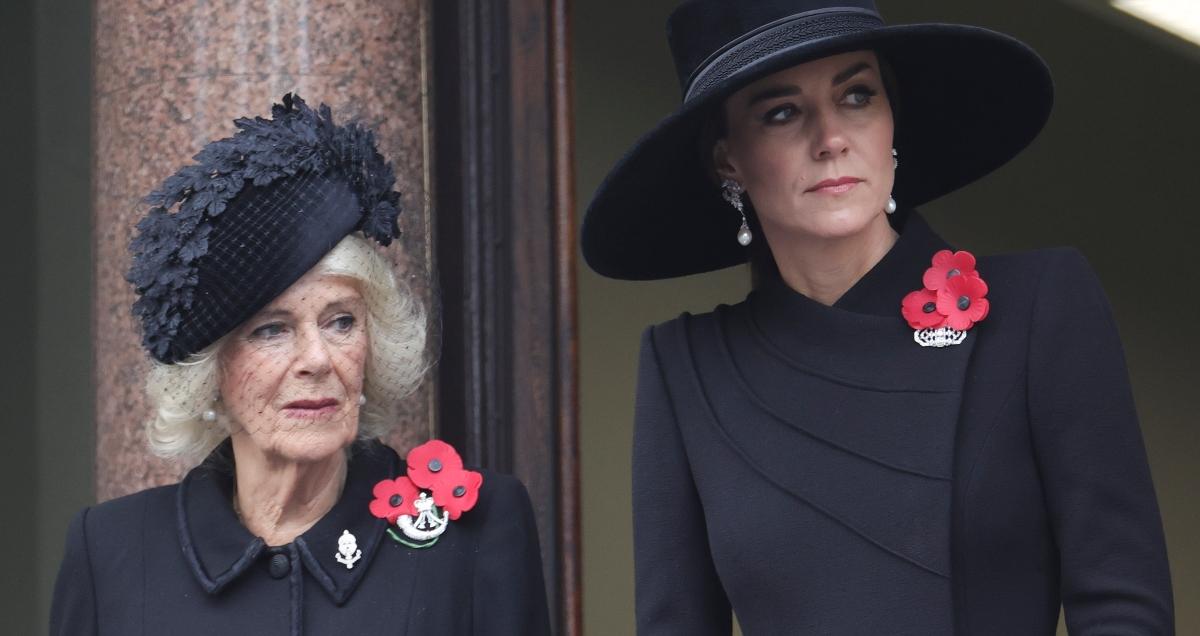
[901,250,990,347]
[369,440,483,549]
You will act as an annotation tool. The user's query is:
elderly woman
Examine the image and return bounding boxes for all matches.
[583,1,1173,634]
[51,94,550,635]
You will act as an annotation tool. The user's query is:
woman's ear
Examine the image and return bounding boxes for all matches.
[712,138,739,183]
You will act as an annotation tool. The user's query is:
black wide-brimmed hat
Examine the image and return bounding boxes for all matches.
[127,93,403,363]
[582,0,1054,280]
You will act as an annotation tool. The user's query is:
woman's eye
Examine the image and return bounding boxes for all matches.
[329,314,356,333]
[843,86,878,107]
[249,322,285,339]
[763,105,798,124]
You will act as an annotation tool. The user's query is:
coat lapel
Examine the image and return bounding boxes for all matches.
[294,441,404,606]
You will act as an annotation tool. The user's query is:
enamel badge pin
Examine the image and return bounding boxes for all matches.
[369,440,483,549]
[901,250,990,347]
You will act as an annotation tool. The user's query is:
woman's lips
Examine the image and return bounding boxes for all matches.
[282,398,340,418]
[806,177,863,195]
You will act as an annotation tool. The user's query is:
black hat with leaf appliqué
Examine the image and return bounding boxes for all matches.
[127,93,403,363]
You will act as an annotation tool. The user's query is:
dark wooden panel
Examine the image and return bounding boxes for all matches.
[432,1,579,633]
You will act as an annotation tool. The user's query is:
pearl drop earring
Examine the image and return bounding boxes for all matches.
[886,148,899,215]
[358,394,367,406]
[721,179,752,246]
[202,408,217,422]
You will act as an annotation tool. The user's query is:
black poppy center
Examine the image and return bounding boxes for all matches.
[957,296,971,311]
[389,494,403,507]
[922,302,937,314]
[453,485,467,498]
[947,268,961,278]
[428,459,443,472]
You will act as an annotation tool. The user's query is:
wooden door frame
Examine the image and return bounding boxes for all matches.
[431,1,580,634]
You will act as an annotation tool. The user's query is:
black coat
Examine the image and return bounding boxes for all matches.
[50,440,551,636]
[632,214,1173,635]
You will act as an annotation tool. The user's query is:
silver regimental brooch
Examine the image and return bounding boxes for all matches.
[397,492,449,542]
[335,529,362,569]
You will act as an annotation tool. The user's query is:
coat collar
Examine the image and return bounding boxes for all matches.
[833,212,952,316]
[176,438,398,605]
[746,212,968,392]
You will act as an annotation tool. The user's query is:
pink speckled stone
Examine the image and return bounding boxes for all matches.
[93,0,436,501]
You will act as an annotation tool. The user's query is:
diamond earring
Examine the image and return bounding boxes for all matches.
[721,179,752,246]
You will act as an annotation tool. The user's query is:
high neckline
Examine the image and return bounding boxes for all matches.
[759,212,953,319]
[743,212,967,391]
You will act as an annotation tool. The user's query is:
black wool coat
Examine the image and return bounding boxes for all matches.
[632,214,1173,635]
[51,440,551,636]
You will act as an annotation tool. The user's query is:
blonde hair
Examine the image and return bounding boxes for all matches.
[144,234,428,463]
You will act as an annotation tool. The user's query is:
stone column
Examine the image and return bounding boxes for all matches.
[93,0,437,500]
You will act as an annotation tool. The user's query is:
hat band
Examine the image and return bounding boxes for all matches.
[684,7,883,103]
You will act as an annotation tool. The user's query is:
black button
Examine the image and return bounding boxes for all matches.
[268,553,290,579]
[428,459,443,472]
[453,485,466,497]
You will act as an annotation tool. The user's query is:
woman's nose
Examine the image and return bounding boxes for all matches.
[810,108,850,160]
[294,326,333,376]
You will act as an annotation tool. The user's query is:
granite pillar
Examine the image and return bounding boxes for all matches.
[93,0,437,500]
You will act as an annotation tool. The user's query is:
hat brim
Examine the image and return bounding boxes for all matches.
[582,23,1054,280]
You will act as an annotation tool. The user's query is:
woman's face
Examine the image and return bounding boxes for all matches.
[715,50,895,242]
[219,270,368,464]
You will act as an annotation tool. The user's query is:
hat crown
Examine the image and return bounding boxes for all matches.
[667,0,881,96]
